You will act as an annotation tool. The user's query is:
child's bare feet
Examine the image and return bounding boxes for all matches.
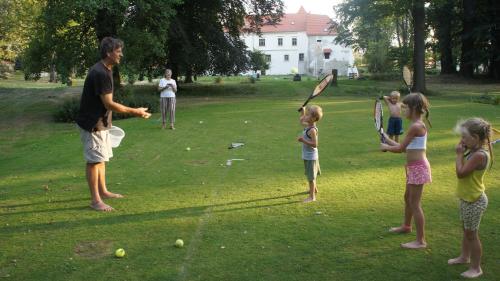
[302,197,316,203]
[389,225,412,233]
[100,192,124,199]
[90,201,114,212]
[460,268,483,278]
[401,241,427,249]
[447,256,470,265]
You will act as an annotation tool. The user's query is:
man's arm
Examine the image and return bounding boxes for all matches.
[100,93,151,118]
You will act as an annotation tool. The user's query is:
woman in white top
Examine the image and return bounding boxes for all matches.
[158,69,177,129]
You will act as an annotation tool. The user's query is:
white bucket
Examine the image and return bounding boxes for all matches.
[108,126,125,148]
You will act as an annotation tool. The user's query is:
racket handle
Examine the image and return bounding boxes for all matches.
[298,101,309,112]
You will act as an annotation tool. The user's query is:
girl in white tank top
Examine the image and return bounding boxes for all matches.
[379,92,431,250]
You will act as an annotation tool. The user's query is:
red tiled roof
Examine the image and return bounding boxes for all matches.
[246,6,336,36]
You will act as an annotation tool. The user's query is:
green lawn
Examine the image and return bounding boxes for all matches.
[0,76,499,281]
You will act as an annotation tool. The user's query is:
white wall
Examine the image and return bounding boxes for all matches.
[242,33,354,75]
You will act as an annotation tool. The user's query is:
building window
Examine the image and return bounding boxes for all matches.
[278,38,283,46]
[299,53,304,61]
[292,37,297,46]
[324,52,330,59]
[265,55,271,62]
[259,38,265,46]
[284,54,289,61]
[317,39,322,43]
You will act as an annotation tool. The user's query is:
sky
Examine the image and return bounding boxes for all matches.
[281,0,344,20]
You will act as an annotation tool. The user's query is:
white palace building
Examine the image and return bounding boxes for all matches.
[241,6,355,76]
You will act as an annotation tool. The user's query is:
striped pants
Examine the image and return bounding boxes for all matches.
[160,97,176,125]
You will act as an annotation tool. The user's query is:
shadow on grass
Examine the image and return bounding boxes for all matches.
[0,197,87,209]
[0,192,303,233]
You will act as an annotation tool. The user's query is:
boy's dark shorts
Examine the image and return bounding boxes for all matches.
[387,117,403,135]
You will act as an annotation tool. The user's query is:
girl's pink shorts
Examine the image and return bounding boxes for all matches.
[405,159,432,185]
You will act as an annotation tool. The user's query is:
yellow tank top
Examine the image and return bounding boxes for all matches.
[456,150,490,202]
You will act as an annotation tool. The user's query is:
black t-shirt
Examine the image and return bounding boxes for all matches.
[76,62,113,132]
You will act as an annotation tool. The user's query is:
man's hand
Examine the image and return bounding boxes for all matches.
[136,107,151,119]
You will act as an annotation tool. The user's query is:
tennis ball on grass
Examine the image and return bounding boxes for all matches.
[115,248,126,258]
[186,147,191,151]
[175,239,184,248]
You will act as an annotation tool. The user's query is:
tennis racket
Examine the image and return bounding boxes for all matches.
[298,74,334,111]
[403,66,412,94]
[374,99,386,143]
[492,128,500,144]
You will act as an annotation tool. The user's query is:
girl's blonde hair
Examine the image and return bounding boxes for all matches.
[306,105,323,122]
[402,92,431,127]
[456,117,494,167]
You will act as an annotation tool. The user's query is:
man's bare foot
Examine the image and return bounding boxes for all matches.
[461,268,483,278]
[302,197,316,203]
[100,192,124,199]
[401,241,427,249]
[448,256,470,265]
[90,201,114,212]
[389,225,412,233]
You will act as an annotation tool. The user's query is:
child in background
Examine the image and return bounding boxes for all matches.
[158,69,177,129]
[383,91,404,142]
[380,93,431,249]
[298,105,323,203]
[448,118,493,279]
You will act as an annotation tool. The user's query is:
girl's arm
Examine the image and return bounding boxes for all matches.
[381,122,422,153]
[298,128,318,148]
[455,142,487,178]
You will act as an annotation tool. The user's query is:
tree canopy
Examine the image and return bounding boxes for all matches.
[20,0,284,85]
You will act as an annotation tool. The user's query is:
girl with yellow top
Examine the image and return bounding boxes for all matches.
[448,118,493,279]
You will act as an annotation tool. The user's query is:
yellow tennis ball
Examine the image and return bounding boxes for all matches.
[115,248,126,258]
[175,239,184,248]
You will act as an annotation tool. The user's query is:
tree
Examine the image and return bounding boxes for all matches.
[0,0,45,62]
[412,0,426,92]
[428,0,459,74]
[166,0,284,82]
[249,50,269,73]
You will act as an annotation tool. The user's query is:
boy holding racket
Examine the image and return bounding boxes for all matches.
[298,105,323,203]
[383,91,404,142]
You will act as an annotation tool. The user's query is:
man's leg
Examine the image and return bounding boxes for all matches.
[87,162,113,211]
[98,162,123,199]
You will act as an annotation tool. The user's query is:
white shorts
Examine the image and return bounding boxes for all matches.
[79,126,113,163]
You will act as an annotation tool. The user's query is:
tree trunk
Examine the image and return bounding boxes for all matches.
[436,0,456,74]
[184,66,193,83]
[459,0,475,78]
[488,0,500,80]
[49,64,57,83]
[412,0,426,93]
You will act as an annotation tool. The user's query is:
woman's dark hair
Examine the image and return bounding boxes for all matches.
[100,37,123,59]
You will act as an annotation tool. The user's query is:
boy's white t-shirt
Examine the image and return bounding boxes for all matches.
[159,78,177,98]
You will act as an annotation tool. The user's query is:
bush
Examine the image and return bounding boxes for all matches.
[53,98,80,122]
[471,93,500,105]
[54,85,160,123]
[369,72,401,81]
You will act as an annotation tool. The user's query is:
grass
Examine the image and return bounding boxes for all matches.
[0,74,499,280]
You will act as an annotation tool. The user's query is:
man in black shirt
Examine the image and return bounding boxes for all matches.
[76,37,151,211]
